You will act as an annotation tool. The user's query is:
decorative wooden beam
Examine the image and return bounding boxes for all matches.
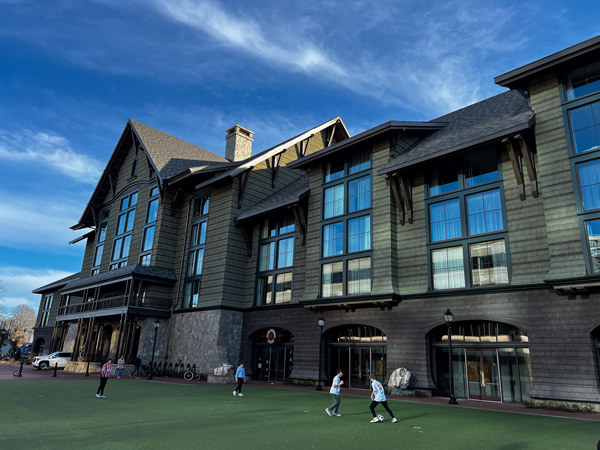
[300,134,314,158]
[239,223,252,258]
[271,152,284,188]
[130,126,139,155]
[388,177,405,225]
[502,138,525,201]
[389,131,402,159]
[238,169,252,208]
[170,188,182,216]
[327,122,338,147]
[291,203,307,246]
[514,133,539,198]
[398,175,413,224]
[90,206,99,229]
[108,172,117,198]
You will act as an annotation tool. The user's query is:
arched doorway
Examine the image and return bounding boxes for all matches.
[251,328,294,382]
[429,321,532,403]
[326,324,387,389]
[592,325,600,383]
[33,338,45,357]
[98,326,112,362]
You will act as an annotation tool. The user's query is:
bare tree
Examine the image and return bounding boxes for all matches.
[0,279,6,301]
[8,305,36,343]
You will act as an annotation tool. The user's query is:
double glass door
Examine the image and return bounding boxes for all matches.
[255,346,292,382]
[329,346,386,389]
[466,349,501,401]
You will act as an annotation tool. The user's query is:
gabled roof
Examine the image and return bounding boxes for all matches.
[378,90,534,175]
[235,175,309,222]
[72,119,228,230]
[130,119,229,179]
[32,272,80,294]
[495,34,600,89]
[287,121,446,170]
[195,117,350,191]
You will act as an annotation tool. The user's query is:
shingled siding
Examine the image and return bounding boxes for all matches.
[500,151,551,284]
[396,171,429,295]
[299,164,323,301]
[529,72,586,280]
[372,140,396,295]
[152,185,181,271]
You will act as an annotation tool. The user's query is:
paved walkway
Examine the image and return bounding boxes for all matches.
[2,362,598,421]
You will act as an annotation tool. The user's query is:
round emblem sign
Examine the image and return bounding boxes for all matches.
[266,329,276,344]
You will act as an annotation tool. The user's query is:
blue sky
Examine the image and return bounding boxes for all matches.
[0,0,598,312]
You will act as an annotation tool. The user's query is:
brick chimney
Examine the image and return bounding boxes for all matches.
[225,125,253,162]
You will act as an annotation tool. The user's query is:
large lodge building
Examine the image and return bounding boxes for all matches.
[32,36,600,409]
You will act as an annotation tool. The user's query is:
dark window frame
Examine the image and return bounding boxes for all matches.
[110,190,139,270]
[91,208,110,275]
[139,185,160,266]
[253,213,296,307]
[181,191,211,310]
[319,150,373,298]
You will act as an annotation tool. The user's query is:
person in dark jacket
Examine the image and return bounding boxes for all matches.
[130,355,142,379]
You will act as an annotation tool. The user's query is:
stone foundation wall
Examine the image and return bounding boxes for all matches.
[166,310,243,373]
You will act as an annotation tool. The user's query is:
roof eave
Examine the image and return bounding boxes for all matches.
[378,116,535,176]
[287,121,447,170]
[234,189,310,223]
[494,35,600,89]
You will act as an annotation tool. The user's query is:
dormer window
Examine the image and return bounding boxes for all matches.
[130,158,138,178]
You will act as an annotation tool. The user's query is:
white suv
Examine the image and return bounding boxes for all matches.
[32,352,72,370]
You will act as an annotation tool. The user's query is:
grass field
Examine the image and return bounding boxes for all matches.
[1,380,598,449]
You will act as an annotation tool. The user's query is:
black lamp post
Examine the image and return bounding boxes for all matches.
[316,315,325,391]
[444,308,458,405]
[147,320,160,380]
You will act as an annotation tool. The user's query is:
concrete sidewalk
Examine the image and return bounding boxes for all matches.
[2,362,598,421]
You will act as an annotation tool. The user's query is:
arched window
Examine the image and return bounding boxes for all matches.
[130,158,138,178]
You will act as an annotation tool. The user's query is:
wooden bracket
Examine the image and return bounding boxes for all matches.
[108,172,117,198]
[388,174,412,225]
[130,126,139,155]
[389,131,402,159]
[238,169,252,208]
[239,223,252,258]
[514,133,538,198]
[291,203,307,246]
[271,152,284,188]
[327,122,338,147]
[502,138,525,201]
[398,175,413,224]
[90,206,99,229]
[170,188,182,216]
[299,134,314,158]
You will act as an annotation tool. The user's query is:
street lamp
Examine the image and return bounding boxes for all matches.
[147,320,160,380]
[444,308,458,405]
[316,315,325,391]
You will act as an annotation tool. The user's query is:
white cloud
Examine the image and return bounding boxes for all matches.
[0,190,85,250]
[0,267,74,313]
[0,130,103,184]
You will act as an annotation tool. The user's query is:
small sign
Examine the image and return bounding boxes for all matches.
[17,341,22,346]
[266,329,276,344]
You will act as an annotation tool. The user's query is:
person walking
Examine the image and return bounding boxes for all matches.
[96,358,112,399]
[116,355,125,378]
[130,355,141,378]
[233,363,245,397]
[326,369,344,417]
[369,374,398,423]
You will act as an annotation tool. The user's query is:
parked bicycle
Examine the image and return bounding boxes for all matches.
[183,364,201,381]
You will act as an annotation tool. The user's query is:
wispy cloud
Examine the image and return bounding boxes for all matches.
[0,267,74,312]
[0,190,85,250]
[0,130,103,184]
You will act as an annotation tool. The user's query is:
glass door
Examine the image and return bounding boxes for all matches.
[268,347,286,381]
[349,347,371,388]
[466,348,501,402]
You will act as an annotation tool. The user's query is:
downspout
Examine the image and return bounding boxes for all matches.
[163,196,193,362]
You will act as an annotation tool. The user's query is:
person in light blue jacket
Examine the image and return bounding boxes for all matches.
[369,374,398,423]
[326,369,344,417]
[233,363,246,397]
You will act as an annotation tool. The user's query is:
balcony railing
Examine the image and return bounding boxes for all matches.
[58,294,170,316]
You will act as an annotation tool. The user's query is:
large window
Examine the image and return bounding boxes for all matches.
[91,209,109,275]
[40,295,53,327]
[426,147,508,290]
[255,213,295,305]
[139,185,159,266]
[110,191,138,270]
[183,192,210,309]
[563,62,600,274]
[320,150,372,298]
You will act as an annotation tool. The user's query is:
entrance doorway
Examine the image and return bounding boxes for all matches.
[327,325,387,389]
[466,349,501,401]
[251,328,294,382]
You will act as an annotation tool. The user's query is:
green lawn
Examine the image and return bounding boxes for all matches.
[1,380,598,449]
